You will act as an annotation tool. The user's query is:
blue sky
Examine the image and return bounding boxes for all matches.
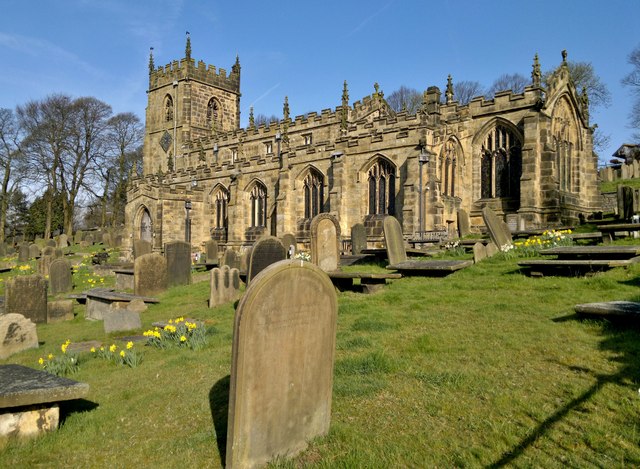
[1,0,638,164]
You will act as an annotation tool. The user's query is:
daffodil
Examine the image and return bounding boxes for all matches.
[126,341,133,350]
[109,344,117,353]
[120,350,126,357]
[38,357,44,365]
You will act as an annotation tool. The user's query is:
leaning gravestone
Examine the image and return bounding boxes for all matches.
[204,240,219,263]
[226,260,338,469]
[0,314,38,359]
[222,248,240,270]
[310,213,341,272]
[482,206,512,251]
[350,223,366,255]
[280,233,297,258]
[247,237,286,284]
[28,244,40,259]
[164,241,191,287]
[383,216,408,266]
[209,265,241,308]
[133,239,152,259]
[4,275,48,324]
[49,258,72,294]
[134,253,167,296]
[457,209,471,238]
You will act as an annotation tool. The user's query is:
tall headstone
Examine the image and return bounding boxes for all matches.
[28,244,40,259]
[74,230,84,245]
[457,209,471,238]
[204,240,219,263]
[310,213,341,272]
[226,260,338,469]
[350,223,366,255]
[49,258,73,294]
[0,242,7,257]
[280,233,297,258]
[37,254,55,278]
[134,253,167,296]
[209,265,241,308]
[482,206,512,250]
[4,275,48,324]
[622,185,634,221]
[222,248,240,269]
[247,237,286,284]
[164,241,191,287]
[383,216,408,266]
[0,314,38,359]
[239,247,252,275]
[133,239,152,259]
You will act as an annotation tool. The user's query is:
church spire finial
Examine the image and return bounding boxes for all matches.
[283,96,290,121]
[341,80,349,131]
[185,31,191,60]
[249,106,255,129]
[445,74,454,104]
[149,47,155,75]
[561,49,567,63]
[531,53,541,87]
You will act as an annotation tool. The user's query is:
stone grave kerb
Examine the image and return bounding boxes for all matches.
[383,216,408,265]
[226,259,337,469]
[309,213,341,272]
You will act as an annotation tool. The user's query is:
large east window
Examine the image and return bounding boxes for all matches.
[368,158,396,216]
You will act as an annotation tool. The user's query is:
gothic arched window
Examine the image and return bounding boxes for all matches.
[207,98,221,127]
[212,187,230,230]
[480,124,522,200]
[250,182,267,228]
[440,139,459,197]
[164,95,174,122]
[367,158,396,216]
[303,169,324,219]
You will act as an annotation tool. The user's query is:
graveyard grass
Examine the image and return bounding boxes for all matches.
[2,253,640,466]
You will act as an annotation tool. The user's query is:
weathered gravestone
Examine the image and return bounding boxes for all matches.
[103,305,142,334]
[133,239,152,259]
[102,232,112,247]
[226,260,338,468]
[74,230,84,245]
[310,213,341,272]
[280,233,297,258]
[350,223,367,255]
[164,241,191,287]
[49,258,72,294]
[112,233,123,248]
[0,242,7,257]
[622,185,634,221]
[485,241,499,258]
[134,253,167,296]
[222,248,240,270]
[0,314,38,359]
[45,239,56,248]
[47,300,74,323]
[239,247,252,275]
[383,216,408,266]
[457,209,471,238]
[209,265,241,308]
[482,206,512,251]
[473,242,487,263]
[246,237,286,284]
[37,255,55,278]
[57,234,68,248]
[204,240,219,264]
[41,246,55,257]
[18,243,29,263]
[4,275,47,324]
[28,244,40,259]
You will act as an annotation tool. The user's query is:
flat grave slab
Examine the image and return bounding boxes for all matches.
[538,245,640,259]
[387,259,473,275]
[85,288,159,321]
[575,301,640,318]
[327,271,402,293]
[597,223,640,242]
[0,364,89,408]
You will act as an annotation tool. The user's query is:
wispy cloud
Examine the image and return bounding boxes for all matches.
[249,83,281,109]
[0,32,105,79]
[347,1,395,37]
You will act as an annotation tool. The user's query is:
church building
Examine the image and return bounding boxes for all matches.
[125,37,600,253]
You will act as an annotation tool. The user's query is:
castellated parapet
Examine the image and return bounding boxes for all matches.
[149,58,240,94]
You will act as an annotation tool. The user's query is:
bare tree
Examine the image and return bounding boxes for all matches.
[62,97,112,235]
[566,61,611,111]
[486,73,529,98]
[103,113,143,228]
[454,81,485,105]
[622,44,640,140]
[386,86,422,113]
[0,108,25,242]
[17,95,74,239]
[254,114,279,127]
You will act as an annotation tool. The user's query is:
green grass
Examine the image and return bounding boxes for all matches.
[599,177,640,193]
[2,251,640,467]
